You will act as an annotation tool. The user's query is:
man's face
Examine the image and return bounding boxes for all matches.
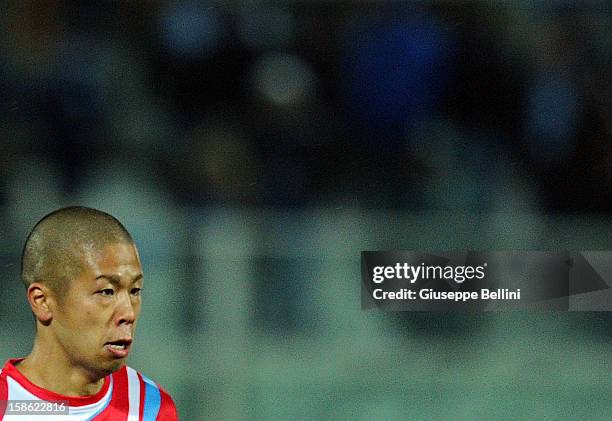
[50,242,143,377]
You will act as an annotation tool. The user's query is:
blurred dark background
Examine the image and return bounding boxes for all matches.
[0,1,610,419]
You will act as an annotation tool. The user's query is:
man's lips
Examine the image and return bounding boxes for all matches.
[104,338,132,358]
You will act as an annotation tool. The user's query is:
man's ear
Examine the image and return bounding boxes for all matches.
[27,283,54,325]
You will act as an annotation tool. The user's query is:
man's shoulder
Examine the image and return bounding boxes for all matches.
[117,365,179,420]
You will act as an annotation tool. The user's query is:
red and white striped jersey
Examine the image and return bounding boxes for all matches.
[0,359,178,420]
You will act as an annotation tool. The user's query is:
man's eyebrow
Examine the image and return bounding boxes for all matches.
[95,274,143,284]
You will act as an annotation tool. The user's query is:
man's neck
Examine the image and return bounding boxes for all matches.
[16,341,105,397]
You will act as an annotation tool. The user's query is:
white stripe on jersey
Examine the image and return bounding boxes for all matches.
[3,375,113,421]
[126,367,141,421]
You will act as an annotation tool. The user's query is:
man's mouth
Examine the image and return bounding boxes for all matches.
[104,339,132,358]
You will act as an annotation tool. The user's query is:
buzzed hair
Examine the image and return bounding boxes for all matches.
[21,207,134,297]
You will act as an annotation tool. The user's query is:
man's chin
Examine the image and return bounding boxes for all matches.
[92,357,125,377]
[104,358,125,372]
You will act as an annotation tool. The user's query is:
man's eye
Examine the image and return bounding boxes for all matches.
[100,289,114,296]
[131,288,142,296]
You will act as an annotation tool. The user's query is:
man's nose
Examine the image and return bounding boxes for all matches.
[115,291,136,326]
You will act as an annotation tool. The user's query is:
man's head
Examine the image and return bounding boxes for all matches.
[21,207,144,376]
